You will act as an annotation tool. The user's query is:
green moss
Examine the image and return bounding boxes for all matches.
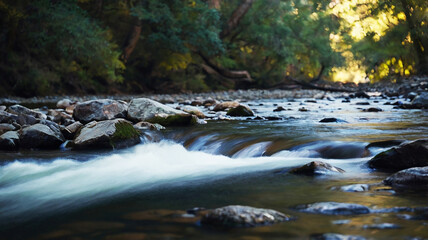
[109,121,140,148]
[148,114,197,127]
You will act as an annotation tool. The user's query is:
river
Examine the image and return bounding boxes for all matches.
[1,96,427,239]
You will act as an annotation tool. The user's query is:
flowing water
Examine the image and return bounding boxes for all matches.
[1,96,428,239]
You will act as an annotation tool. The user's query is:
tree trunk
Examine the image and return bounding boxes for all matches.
[121,18,142,63]
[310,64,325,83]
[400,0,428,75]
[220,0,255,39]
[199,53,252,81]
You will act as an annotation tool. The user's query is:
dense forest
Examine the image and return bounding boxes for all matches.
[0,0,426,97]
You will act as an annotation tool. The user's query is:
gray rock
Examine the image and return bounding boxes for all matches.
[0,106,5,111]
[339,184,370,192]
[213,101,240,111]
[61,121,83,139]
[127,98,196,126]
[201,205,291,228]
[310,233,366,240]
[0,123,17,135]
[20,124,65,149]
[364,107,382,112]
[368,139,428,171]
[134,122,165,131]
[56,99,74,109]
[319,118,347,123]
[411,92,428,107]
[73,119,140,149]
[73,99,128,123]
[0,131,20,150]
[0,111,18,124]
[290,161,345,176]
[226,104,254,117]
[8,105,46,119]
[363,223,401,229]
[182,106,205,119]
[383,166,428,188]
[296,202,371,215]
[47,109,73,124]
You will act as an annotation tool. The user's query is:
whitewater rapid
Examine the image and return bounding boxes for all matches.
[0,141,369,222]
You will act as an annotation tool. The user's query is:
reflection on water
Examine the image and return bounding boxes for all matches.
[0,96,427,239]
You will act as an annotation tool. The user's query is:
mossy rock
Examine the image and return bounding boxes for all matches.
[148,114,198,127]
[73,119,141,149]
[226,105,254,117]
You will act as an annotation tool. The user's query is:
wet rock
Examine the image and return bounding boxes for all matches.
[305,99,317,103]
[355,102,370,105]
[319,118,347,123]
[73,99,128,123]
[342,99,351,103]
[202,99,217,107]
[383,166,428,188]
[354,91,370,99]
[127,98,195,126]
[61,121,83,140]
[0,106,5,111]
[368,139,428,171]
[226,105,254,117]
[363,223,401,229]
[190,100,203,106]
[364,107,382,112]
[411,92,428,108]
[182,106,205,119]
[213,101,240,111]
[56,99,74,109]
[273,106,286,112]
[200,205,291,228]
[134,121,165,131]
[0,131,20,150]
[7,105,46,119]
[406,92,418,101]
[290,161,345,176]
[20,124,65,149]
[365,140,405,149]
[310,233,366,240]
[73,119,141,149]
[299,107,309,112]
[338,184,370,192]
[0,123,17,135]
[265,116,282,121]
[296,202,371,215]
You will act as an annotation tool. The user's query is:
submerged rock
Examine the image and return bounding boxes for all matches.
[368,139,428,171]
[364,107,382,112]
[73,99,128,123]
[365,140,405,149]
[338,184,371,192]
[296,202,371,215]
[290,161,345,176]
[73,119,141,149]
[383,166,428,188]
[310,233,366,240]
[226,105,254,117]
[0,131,20,150]
[213,101,240,111]
[200,205,291,228]
[363,223,401,229]
[20,124,65,149]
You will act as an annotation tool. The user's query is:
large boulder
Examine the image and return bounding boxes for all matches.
[73,119,140,149]
[296,202,371,215]
[368,139,428,171]
[0,131,20,150]
[290,161,345,176]
[73,99,128,123]
[127,98,197,126]
[226,105,254,117]
[7,105,46,119]
[383,166,428,189]
[200,205,291,228]
[20,124,65,149]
